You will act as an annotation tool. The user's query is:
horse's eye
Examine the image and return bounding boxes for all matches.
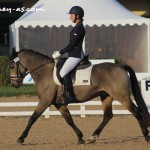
[9,64,15,69]
[10,66,14,69]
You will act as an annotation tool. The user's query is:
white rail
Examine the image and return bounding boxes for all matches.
[0,101,150,118]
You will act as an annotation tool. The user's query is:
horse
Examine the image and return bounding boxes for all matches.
[8,48,150,144]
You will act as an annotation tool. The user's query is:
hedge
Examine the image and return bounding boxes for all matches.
[0,56,9,86]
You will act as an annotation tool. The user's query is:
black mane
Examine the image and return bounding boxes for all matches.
[21,49,51,58]
[10,48,54,63]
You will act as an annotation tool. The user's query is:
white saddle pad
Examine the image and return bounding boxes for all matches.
[53,65,93,86]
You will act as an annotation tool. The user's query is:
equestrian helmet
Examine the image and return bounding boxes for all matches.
[68,6,84,18]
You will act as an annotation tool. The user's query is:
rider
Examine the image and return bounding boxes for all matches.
[52,6,85,104]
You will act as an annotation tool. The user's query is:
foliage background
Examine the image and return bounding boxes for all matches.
[0,56,9,86]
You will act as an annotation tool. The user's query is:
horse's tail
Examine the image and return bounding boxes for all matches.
[123,64,150,128]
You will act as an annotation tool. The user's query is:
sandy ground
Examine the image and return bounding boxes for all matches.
[0,96,150,150]
[0,96,39,102]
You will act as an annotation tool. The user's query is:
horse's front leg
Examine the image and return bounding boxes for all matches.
[55,105,85,144]
[17,101,49,144]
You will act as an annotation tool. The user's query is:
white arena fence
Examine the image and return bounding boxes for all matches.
[0,101,150,118]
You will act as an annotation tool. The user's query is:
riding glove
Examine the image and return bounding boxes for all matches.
[52,51,61,59]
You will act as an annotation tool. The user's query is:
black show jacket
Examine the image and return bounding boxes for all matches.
[60,22,85,58]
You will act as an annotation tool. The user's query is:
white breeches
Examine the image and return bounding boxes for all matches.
[60,57,81,78]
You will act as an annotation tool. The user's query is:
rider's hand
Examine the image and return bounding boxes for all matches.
[52,51,61,59]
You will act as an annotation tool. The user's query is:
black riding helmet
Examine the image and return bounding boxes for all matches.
[68,6,84,22]
[68,6,84,18]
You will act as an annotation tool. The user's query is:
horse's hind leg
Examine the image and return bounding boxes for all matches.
[122,99,150,142]
[55,104,85,144]
[89,95,113,143]
[17,101,49,144]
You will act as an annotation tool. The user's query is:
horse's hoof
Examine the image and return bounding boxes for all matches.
[78,139,85,144]
[86,135,98,144]
[17,138,24,144]
[145,136,150,143]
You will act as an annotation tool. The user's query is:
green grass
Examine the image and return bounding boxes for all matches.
[0,85,36,97]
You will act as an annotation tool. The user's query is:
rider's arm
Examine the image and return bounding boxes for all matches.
[59,26,84,55]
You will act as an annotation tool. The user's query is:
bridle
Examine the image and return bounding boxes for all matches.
[9,57,28,83]
[9,56,53,84]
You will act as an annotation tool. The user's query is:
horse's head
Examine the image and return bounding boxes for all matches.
[8,48,54,88]
[8,48,27,88]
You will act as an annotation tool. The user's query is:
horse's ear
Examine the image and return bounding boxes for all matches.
[12,47,16,56]
[9,47,17,60]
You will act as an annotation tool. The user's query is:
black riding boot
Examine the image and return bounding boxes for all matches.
[61,74,75,105]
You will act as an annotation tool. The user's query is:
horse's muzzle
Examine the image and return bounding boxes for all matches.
[10,76,23,88]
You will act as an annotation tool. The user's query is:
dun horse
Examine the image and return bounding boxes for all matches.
[9,49,150,144]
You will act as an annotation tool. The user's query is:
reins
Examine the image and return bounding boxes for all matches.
[29,60,53,75]
[9,56,54,81]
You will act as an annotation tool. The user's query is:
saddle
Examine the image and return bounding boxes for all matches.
[56,55,92,84]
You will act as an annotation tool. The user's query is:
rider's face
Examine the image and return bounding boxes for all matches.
[69,14,75,23]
